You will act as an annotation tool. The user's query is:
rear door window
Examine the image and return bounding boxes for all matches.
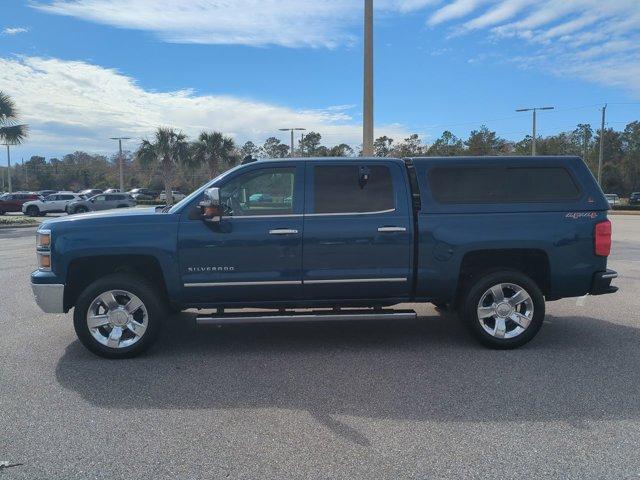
[313,165,394,214]
[427,166,580,204]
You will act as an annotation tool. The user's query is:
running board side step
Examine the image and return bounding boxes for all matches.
[196,309,417,325]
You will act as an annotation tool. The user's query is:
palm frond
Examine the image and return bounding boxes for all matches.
[0,124,28,144]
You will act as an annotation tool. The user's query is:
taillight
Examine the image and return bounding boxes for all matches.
[595,220,612,257]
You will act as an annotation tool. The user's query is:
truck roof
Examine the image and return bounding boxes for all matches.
[255,155,584,164]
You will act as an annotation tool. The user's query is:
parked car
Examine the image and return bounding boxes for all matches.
[629,192,640,205]
[104,188,121,194]
[37,190,57,198]
[0,192,41,214]
[159,191,186,202]
[22,192,84,216]
[78,189,103,199]
[128,188,158,201]
[604,194,619,207]
[66,193,136,214]
[31,155,617,359]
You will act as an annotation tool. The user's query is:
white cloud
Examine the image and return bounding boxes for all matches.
[0,56,409,155]
[2,27,29,35]
[32,0,445,48]
[429,0,640,97]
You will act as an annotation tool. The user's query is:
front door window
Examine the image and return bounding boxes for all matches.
[220,168,296,217]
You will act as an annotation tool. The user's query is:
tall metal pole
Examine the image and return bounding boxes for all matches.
[290,130,294,158]
[532,109,537,156]
[516,106,554,156]
[598,104,607,185]
[363,0,374,156]
[5,144,11,193]
[110,137,130,191]
[118,138,123,190]
[278,128,305,158]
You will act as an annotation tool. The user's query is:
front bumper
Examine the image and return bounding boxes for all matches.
[31,281,65,313]
[590,269,618,295]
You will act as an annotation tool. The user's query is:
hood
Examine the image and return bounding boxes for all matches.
[41,207,163,228]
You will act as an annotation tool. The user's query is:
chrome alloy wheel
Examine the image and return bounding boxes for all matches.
[476,283,534,339]
[86,290,148,349]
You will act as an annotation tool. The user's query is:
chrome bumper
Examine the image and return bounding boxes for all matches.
[31,282,65,313]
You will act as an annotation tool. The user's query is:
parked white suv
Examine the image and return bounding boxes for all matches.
[22,192,83,216]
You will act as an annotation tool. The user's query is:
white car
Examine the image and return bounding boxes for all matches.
[22,192,83,216]
[604,193,619,207]
[159,191,186,202]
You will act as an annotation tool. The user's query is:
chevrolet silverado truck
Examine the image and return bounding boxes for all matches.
[31,156,617,358]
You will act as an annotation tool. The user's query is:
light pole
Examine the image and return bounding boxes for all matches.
[363,0,374,156]
[278,128,306,157]
[1,143,12,193]
[516,106,554,155]
[598,104,607,185]
[109,137,131,191]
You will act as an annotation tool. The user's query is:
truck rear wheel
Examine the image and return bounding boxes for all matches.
[461,270,545,349]
[73,273,165,358]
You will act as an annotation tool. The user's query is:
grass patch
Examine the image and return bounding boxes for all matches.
[0,216,38,226]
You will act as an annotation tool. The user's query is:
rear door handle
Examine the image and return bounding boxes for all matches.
[377,226,407,232]
[269,229,299,235]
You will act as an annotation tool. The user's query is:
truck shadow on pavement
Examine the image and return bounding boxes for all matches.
[55,312,640,446]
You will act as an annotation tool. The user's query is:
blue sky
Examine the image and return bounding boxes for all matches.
[1,0,639,161]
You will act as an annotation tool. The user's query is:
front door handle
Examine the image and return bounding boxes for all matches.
[377,226,407,233]
[269,228,299,235]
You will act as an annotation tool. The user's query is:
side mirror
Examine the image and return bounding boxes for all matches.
[199,187,222,223]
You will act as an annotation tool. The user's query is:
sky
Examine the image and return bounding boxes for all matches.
[1,0,639,162]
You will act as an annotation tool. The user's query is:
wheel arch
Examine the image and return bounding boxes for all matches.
[64,254,170,312]
[455,248,551,304]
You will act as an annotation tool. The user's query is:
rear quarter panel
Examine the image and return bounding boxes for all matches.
[411,156,609,301]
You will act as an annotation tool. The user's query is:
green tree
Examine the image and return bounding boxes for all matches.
[240,140,260,159]
[327,143,354,157]
[261,137,289,158]
[0,91,28,146]
[193,131,236,179]
[299,131,323,156]
[135,127,190,204]
[465,126,509,155]
[391,134,427,157]
[373,136,394,157]
[427,131,465,156]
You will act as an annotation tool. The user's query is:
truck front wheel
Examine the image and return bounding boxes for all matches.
[461,270,545,349]
[73,273,165,358]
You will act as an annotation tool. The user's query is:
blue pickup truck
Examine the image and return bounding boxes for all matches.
[31,156,617,358]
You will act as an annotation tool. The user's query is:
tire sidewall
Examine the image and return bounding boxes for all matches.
[27,205,39,217]
[462,270,545,349]
[73,273,165,358]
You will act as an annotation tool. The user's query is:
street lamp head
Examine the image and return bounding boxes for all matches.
[109,137,132,140]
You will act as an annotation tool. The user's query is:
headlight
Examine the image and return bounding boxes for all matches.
[36,229,51,271]
[36,230,51,249]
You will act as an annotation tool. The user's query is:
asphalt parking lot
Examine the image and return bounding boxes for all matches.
[1,216,639,480]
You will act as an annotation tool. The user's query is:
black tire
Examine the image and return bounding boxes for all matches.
[0,210,5,215]
[73,273,166,358]
[75,206,88,214]
[26,205,39,217]
[461,270,545,349]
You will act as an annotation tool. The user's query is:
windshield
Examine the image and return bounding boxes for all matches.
[167,163,246,214]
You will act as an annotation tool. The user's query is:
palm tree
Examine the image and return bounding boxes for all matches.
[0,91,28,192]
[135,127,190,205]
[193,131,237,179]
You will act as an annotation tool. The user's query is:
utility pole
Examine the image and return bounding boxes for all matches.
[109,137,131,191]
[516,106,554,155]
[1,143,12,193]
[278,128,306,158]
[598,104,607,185]
[363,0,374,156]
